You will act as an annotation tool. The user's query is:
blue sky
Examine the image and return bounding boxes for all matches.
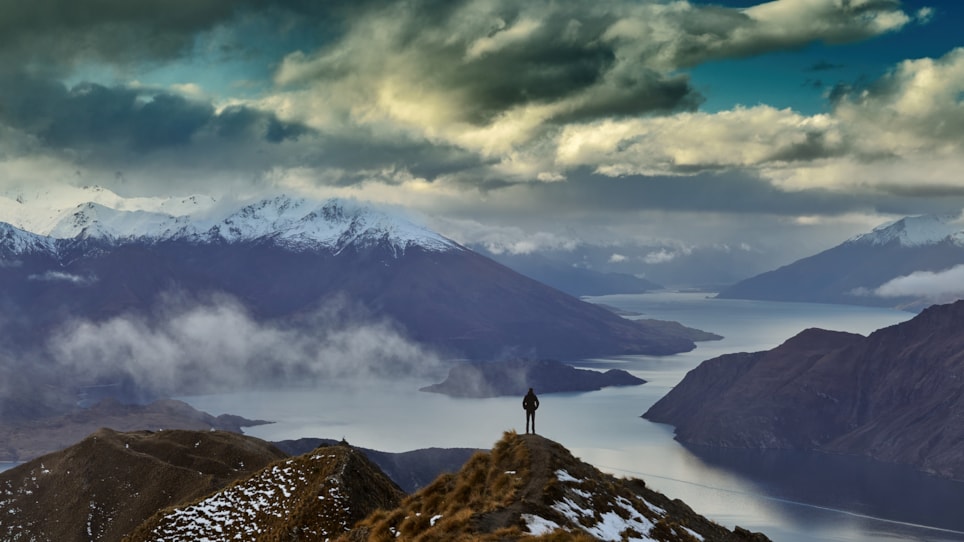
[0,0,962,283]
[690,1,961,114]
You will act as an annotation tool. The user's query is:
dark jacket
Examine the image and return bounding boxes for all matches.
[523,390,540,411]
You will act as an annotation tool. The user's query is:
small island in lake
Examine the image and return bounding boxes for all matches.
[421,358,645,398]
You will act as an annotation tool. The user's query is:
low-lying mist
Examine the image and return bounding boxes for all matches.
[44,292,447,400]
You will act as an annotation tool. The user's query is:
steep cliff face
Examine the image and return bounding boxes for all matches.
[645,300,964,480]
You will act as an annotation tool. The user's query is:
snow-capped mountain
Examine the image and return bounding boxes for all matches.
[0,222,56,256]
[718,213,964,310]
[848,214,964,247]
[25,194,458,255]
[0,194,710,372]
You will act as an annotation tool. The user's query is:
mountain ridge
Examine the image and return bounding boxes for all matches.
[1,429,772,541]
[6,194,460,257]
[644,299,964,480]
[717,213,964,309]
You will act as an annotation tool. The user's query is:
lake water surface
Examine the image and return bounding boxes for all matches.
[181,293,964,542]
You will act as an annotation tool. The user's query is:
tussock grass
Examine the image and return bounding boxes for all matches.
[347,431,531,540]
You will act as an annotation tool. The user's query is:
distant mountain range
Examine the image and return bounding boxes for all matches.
[0,429,772,541]
[0,193,718,431]
[644,299,964,481]
[473,250,664,296]
[718,214,964,310]
[0,195,711,361]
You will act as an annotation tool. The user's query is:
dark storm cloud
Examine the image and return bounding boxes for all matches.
[0,0,252,68]
[451,167,964,224]
[274,1,713,128]
[0,73,310,155]
[534,170,864,217]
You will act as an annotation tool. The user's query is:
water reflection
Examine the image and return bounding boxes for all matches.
[681,444,964,535]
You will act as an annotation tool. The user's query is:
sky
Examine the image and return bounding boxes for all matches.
[1,0,963,284]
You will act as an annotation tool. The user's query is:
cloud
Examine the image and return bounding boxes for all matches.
[46,294,446,396]
[866,264,964,300]
[265,0,914,163]
[832,47,964,157]
[0,0,264,70]
[28,270,97,285]
[0,75,310,153]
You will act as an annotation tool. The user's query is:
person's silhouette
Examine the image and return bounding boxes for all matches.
[523,387,540,434]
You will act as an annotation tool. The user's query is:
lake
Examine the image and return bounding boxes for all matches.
[180,292,964,542]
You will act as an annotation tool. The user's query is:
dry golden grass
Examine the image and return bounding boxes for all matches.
[347,431,532,540]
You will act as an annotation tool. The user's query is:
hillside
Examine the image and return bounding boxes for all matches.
[1,429,772,541]
[345,432,769,541]
[717,214,964,309]
[644,300,964,480]
[0,398,268,463]
[125,441,405,541]
[0,428,287,542]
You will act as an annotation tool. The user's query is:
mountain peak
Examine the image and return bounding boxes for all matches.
[126,440,405,542]
[5,195,461,256]
[210,195,460,253]
[1,429,771,542]
[352,431,770,541]
[848,214,964,247]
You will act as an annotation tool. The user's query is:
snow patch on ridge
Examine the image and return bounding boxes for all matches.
[848,214,964,247]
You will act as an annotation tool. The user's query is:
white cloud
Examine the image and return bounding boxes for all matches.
[46,294,445,395]
[643,249,677,265]
[869,265,964,300]
[555,105,841,175]
[28,271,97,285]
[608,253,627,263]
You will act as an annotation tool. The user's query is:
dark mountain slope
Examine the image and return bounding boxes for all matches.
[0,239,707,362]
[0,428,286,542]
[0,398,268,463]
[645,300,964,480]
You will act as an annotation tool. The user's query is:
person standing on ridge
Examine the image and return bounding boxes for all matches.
[523,387,540,434]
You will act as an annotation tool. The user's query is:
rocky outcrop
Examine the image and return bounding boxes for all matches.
[645,300,964,480]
